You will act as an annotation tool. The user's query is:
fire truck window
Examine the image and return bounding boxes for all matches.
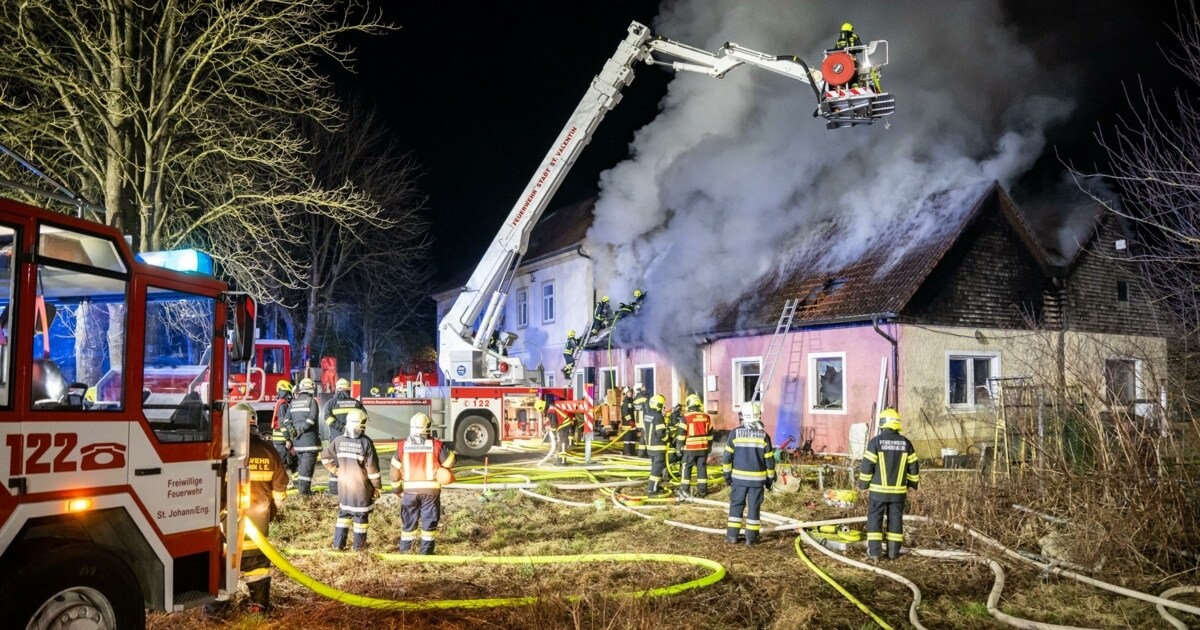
[143,287,215,443]
[261,348,284,374]
[32,263,128,411]
[0,225,16,407]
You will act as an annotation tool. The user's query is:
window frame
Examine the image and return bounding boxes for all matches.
[635,363,656,397]
[1104,356,1143,409]
[541,281,556,324]
[516,288,529,328]
[731,356,762,407]
[141,285,218,443]
[599,367,619,398]
[0,222,20,410]
[945,350,1001,410]
[809,351,848,414]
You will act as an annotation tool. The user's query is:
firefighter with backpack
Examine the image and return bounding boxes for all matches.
[675,393,714,498]
[269,380,297,477]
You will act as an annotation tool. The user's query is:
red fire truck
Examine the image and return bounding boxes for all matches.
[0,198,257,627]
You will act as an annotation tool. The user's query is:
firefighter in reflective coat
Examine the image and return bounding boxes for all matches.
[322,378,367,495]
[562,330,578,379]
[676,394,714,498]
[536,398,572,456]
[723,402,776,544]
[283,377,321,495]
[321,409,381,551]
[269,380,296,477]
[590,296,611,335]
[620,386,640,456]
[644,394,670,495]
[859,408,919,560]
[391,413,456,554]
[633,385,650,457]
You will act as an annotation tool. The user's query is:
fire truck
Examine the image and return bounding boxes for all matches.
[0,199,257,627]
[429,22,893,452]
[227,338,293,423]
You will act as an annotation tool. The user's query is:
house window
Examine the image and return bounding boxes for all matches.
[542,282,555,323]
[546,374,555,387]
[599,367,618,398]
[732,358,761,405]
[1117,281,1129,303]
[1105,358,1140,407]
[948,353,999,407]
[636,365,656,397]
[810,352,846,412]
[516,289,529,328]
[575,367,597,399]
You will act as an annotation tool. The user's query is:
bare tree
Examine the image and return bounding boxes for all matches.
[0,0,390,299]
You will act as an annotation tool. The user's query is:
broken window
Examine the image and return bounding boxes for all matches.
[1105,358,1138,407]
[810,353,845,411]
[948,354,997,407]
[733,358,761,404]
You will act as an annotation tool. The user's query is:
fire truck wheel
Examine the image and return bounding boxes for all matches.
[1,541,145,629]
[454,414,495,458]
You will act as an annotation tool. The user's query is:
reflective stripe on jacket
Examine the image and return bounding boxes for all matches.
[677,412,714,452]
[859,428,919,497]
[320,434,382,512]
[722,426,776,486]
[642,409,669,452]
[391,438,456,493]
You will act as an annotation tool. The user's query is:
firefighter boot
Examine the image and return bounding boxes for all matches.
[247,578,271,615]
[418,541,436,555]
[332,526,348,551]
[352,531,368,552]
[888,540,902,560]
[398,533,415,552]
[696,482,708,498]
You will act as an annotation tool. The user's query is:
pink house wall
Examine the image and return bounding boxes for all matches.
[576,346,678,401]
[706,323,896,454]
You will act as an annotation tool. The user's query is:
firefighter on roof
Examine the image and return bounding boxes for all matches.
[590,296,611,335]
[322,377,367,495]
[859,408,919,560]
[391,413,457,554]
[723,401,776,545]
[644,394,670,495]
[283,377,321,495]
[321,409,382,551]
[676,393,714,498]
[269,380,297,477]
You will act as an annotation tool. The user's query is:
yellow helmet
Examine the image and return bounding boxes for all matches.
[534,399,547,412]
[277,379,293,394]
[84,386,97,403]
[649,394,666,411]
[387,386,396,394]
[567,329,576,338]
[370,386,380,396]
[879,408,902,431]
[601,296,609,303]
[685,393,702,410]
[842,22,854,32]
[336,378,351,392]
[297,377,316,392]
[633,289,643,298]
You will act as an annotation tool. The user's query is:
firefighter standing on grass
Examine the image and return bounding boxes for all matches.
[322,378,367,495]
[269,380,297,477]
[644,394,670,495]
[391,413,456,554]
[859,408,919,560]
[676,394,714,498]
[321,409,381,551]
[723,402,776,545]
[536,398,572,456]
[620,387,639,456]
[283,377,321,495]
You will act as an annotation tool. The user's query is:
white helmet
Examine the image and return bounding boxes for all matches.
[336,378,351,392]
[740,401,763,428]
[344,408,368,438]
[410,412,432,439]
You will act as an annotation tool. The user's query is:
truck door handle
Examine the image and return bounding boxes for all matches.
[135,467,162,476]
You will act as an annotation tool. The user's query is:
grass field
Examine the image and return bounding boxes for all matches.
[148,453,1199,629]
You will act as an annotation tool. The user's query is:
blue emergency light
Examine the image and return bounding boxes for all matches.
[136,249,215,275]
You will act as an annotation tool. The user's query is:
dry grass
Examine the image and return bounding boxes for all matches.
[148,458,1197,629]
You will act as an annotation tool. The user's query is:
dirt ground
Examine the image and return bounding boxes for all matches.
[148,450,1199,630]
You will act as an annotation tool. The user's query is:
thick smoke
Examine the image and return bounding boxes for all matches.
[585,0,1072,379]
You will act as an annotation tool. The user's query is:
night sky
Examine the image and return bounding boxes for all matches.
[335,1,1188,283]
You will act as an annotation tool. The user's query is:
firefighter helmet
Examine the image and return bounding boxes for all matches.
[370,386,380,397]
[685,393,703,411]
[277,379,293,394]
[336,378,351,392]
[601,296,609,303]
[649,394,666,411]
[633,289,643,298]
[344,408,368,438]
[842,22,854,32]
[410,412,432,437]
[387,386,396,394]
[568,329,576,338]
[435,467,456,486]
[534,399,547,412]
[740,401,762,424]
[298,377,316,393]
[879,408,902,431]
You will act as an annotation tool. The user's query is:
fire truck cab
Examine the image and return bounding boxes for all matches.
[0,198,256,627]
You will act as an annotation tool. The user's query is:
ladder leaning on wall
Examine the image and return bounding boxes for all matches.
[752,298,800,404]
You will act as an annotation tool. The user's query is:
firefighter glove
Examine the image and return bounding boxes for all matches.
[372,488,381,502]
[724,474,733,485]
[765,477,774,490]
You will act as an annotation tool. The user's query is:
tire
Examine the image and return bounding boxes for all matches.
[454,414,496,458]
[1,541,145,629]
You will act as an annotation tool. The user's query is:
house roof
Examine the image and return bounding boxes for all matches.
[433,197,596,297]
[710,181,1055,334]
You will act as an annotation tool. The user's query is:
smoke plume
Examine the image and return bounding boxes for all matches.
[585,0,1073,380]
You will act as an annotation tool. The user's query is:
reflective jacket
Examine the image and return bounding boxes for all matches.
[391,437,456,494]
[284,391,321,451]
[859,428,919,501]
[621,397,636,426]
[835,30,863,50]
[722,426,777,487]
[322,392,366,436]
[642,408,670,452]
[270,393,292,445]
[677,411,714,453]
[245,435,289,550]
[321,434,381,512]
[546,406,573,430]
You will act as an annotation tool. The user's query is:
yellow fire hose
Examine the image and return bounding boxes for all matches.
[244,522,726,610]
[792,533,893,630]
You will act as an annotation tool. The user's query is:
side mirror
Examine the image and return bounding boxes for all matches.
[227,292,256,363]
